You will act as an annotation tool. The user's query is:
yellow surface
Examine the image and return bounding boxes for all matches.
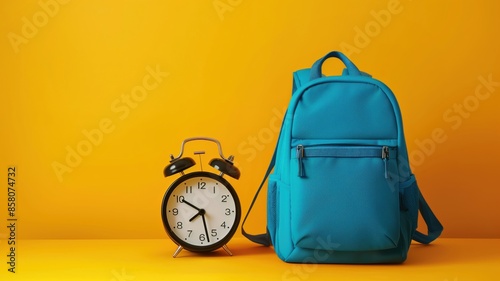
[1,1,500,241]
[0,238,498,280]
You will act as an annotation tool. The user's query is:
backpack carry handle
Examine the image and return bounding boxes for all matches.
[310,51,362,80]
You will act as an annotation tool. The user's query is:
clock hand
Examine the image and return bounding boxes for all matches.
[183,200,204,222]
[201,211,210,243]
[182,199,201,211]
[189,210,201,222]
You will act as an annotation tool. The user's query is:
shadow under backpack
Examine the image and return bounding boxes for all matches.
[242,51,443,263]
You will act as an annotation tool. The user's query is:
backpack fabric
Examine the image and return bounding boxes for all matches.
[242,51,443,263]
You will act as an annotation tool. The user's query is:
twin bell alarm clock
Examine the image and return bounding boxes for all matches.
[160,137,241,257]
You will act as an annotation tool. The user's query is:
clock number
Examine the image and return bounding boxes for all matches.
[199,234,206,241]
[185,186,192,194]
[225,208,231,216]
[211,229,217,237]
[221,195,229,203]
[187,230,193,238]
[176,195,185,203]
[172,208,179,216]
[176,222,183,229]
[198,182,206,190]
[221,221,226,228]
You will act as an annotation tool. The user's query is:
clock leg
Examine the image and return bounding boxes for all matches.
[172,245,183,258]
[222,244,233,256]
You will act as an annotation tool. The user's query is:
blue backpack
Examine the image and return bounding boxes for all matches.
[242,51,443,263]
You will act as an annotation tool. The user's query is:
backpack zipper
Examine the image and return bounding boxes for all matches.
[296,145,391,178]
[382,146,390,179]
[296,145,305,177]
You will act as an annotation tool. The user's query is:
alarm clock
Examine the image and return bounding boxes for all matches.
[161,137,241,257]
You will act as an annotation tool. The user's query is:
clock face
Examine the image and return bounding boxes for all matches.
[161,171,241,252]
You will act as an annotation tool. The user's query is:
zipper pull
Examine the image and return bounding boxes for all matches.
[382,146,389,179]
[297,145,305,177]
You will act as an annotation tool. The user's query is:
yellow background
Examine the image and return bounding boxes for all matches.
[1,0,500,241]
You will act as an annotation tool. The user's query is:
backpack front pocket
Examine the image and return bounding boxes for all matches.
[290,145,400,251]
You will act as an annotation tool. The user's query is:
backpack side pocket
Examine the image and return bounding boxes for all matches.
[267,174,280,245]
[400,175,419,232]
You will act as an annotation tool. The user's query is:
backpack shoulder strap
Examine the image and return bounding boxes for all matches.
[292,68,311,94]
[412,192,444,244]
[242,72,296,246]
[241,152,275,246]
